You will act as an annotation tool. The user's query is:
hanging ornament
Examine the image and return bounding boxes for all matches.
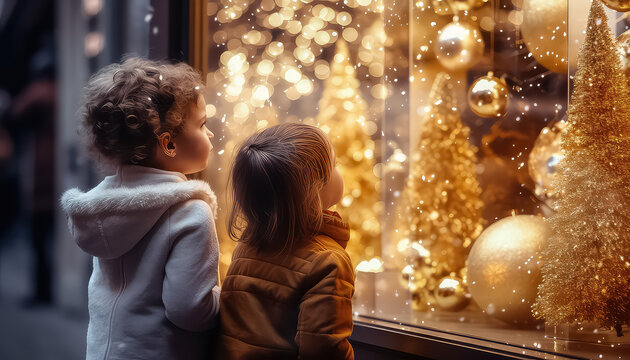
[431,0,488,15]
[617,30,630,85]
[434,19,485,71]
[434,275,470,311]
[602,0,630,12]
[468,72,509,118]
[520,0,590,73]
[528,121,566,207]
[467,215,549,325]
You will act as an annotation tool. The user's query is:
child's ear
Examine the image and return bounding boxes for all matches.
[157,132,176,157]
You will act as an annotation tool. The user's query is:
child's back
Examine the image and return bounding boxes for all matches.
[62,58,220,359]
[63,165,220,359]
[220,211,354,359]
[219,123,355,359]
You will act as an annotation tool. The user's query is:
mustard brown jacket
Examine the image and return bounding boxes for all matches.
[219,212,355,359]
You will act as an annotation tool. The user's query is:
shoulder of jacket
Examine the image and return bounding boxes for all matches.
[170,198,212,214]
[303,239,353,283]
[168,199,214,231]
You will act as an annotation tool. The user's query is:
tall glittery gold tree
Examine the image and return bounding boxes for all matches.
[533,0,630,332]
[400,72,484,280]
[398,73,483,278]
[315,39,381,264]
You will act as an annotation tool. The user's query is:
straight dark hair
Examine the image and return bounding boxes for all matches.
[228,123,334,254]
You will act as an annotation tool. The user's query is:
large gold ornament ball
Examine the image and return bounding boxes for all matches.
[528,121,566,206]
[434,20,485,71]
[435,275,470,311]
[618,30,630,85]
[432,0,488,15]
[520,0,589,73]
[468,73,509,118]
[467,215,550,325]
[602,0,630,11]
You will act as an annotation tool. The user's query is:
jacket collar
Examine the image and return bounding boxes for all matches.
[61,165,217,259]
[318,210,350,249]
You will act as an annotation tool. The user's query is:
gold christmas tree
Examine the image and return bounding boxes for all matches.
[315,40,381,264]
[399,72,484,282]
[533,0,630,331]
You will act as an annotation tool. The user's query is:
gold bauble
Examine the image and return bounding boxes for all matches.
[410,277,433,311]
[528,121,566,204]
[467,215,550,325]
[520,0,589,73]
[400,264,415,288]
[617,30,630,85]
[468,73,509,118]
[602,0,630,11]
[398,239,432,288]
[434,20,485,71]
[397,238,431,267]
[434,275,470,311]
[431,0,488,15]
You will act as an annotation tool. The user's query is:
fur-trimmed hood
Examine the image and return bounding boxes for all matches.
[61,165,217,259]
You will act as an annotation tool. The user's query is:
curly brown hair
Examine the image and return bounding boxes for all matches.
[80,57,204,165]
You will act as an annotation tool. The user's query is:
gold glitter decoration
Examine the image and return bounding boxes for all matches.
[533,0,630,329]
[315,40,381,264]
[468,215,548,325]
[434,20,485,71]
[617,29,630,87]
[434,275,470,311]
[602,0,630,12]
[467,72,510,118]
[528,121,566,205]
[431,0,487,15]
[520,0,589,74]
[398,73,484,308]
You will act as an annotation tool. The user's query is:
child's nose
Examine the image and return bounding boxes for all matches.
[207,129,214,140]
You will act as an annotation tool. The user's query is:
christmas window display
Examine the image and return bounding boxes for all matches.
[202,0,630,357]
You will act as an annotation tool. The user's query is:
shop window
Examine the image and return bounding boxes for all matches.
[199,0,630,357]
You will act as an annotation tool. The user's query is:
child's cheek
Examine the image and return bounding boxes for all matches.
[198,133,212,163]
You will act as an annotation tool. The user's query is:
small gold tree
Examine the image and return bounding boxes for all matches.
[400,72,484,281]
[315,40,381,264]
[533,0,630,332]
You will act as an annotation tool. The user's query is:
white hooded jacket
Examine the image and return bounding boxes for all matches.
[61,165,220,360]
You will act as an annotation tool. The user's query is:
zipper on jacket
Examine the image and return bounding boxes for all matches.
[102,256,127,360]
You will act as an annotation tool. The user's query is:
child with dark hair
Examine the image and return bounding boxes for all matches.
[220,122,354,359]
[61,57,220,360]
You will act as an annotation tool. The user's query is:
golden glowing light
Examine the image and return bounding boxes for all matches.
[336,12,352,26]
[295,78,314,94]
[205,104,216,118]
[342,27,359,42]
[265,41,284,56]
[314,61,331,79]
[268,12,283,27]
[256,60,274,76]
[233,102,250,119]
[252,85,271,101]
[371,84,388,99]
[284,68,302,83]
[315,30,331,45]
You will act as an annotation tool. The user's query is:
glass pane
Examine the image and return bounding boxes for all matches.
[352,0,629,358]
[202,0,630,357]
[204,0,385,275]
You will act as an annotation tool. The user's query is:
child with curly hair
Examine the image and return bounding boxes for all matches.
[61,57,220,360]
